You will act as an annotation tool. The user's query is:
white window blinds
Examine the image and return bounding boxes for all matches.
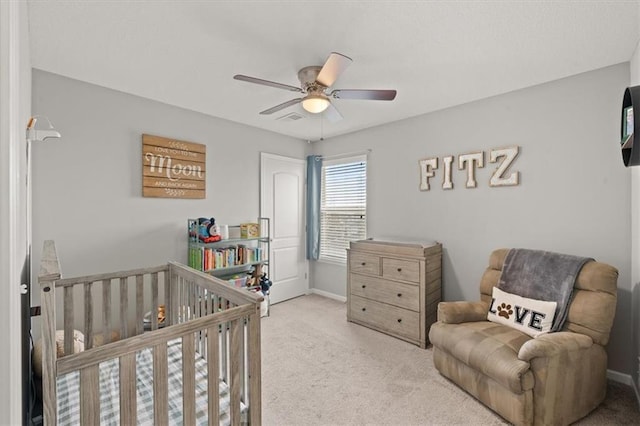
[320,155,367,263]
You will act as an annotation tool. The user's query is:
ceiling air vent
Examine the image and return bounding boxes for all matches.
[277,112,306,121]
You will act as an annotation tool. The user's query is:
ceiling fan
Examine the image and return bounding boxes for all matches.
[233,52,397,121]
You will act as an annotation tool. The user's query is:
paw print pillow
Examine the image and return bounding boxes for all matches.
[487,287,557,337]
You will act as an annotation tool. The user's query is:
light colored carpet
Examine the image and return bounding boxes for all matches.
[261,294,640,426]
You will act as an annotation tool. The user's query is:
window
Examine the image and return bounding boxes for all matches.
[319,155,367,263]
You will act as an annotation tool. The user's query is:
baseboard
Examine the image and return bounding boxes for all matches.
[607,369,633,386]
[607,369,640,407]
[310,288,347,303]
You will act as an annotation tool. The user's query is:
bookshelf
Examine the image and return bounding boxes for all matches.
[187,217,270,291]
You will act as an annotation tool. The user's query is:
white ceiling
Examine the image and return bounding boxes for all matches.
[27,1,640,141]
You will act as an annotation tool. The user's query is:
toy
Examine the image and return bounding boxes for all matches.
[194,217,222,243]
[259,273,272,296]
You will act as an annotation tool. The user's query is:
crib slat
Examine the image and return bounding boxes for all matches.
[181,277,187,322]
[248,313,262,426]
[239,322,246,405]
[167,271,175,326]
[176,276,182,324]
[136,274,144,335]
[63,287,74,356]
[102,279,112,345]
[84,282,94,350]
[181,275,185,319]
[199,287,206,319]
[190,279,195,320]
[193,282,198,320]
[195,286,204,318]
[153,343,169,425]
[120,353,137,424]
[220,296,228,382]
[183,333,196,426]
[187,281,193,321]
[207,325,220,423]
[80,365,100,424]
[188,279,193,320]
[41,278,58,426]
[173,276,179,325]
[120,277,128,339]
[196,287,207,359]
[229,318,242,426]
[185,279,190,318]
[151,272,159,331]
[195,284,201,319]
[185,280,191,321]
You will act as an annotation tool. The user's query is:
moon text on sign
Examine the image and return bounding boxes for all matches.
[144,153,203,182]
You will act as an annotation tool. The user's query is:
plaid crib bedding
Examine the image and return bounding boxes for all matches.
[56,338,244,425]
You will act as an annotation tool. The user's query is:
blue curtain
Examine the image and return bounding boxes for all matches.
[306,155,322,260]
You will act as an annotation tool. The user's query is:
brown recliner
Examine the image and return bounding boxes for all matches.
[428,249,618,426]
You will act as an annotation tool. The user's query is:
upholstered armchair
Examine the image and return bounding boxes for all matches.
[428,248,618,426]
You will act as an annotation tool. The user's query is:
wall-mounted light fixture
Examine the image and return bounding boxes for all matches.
[26,116,61,143]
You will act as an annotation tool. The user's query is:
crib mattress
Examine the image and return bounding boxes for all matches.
[56,338,245,425]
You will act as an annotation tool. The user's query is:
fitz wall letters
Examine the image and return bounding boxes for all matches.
[419,145,520,191]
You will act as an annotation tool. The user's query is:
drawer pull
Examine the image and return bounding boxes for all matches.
[361,262,366,266]
[397,318,402,323]
[362,285,366,289]
[362,307,366,312]
[397,293,402,297]
[397,268,402,272]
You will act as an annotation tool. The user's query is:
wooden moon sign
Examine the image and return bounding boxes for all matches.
[142,134,206,199]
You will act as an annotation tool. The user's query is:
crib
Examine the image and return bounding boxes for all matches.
[37,240,263,425]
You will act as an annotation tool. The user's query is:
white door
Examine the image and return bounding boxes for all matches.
[260,153,307,304]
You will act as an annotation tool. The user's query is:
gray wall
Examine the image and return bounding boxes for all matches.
[30,69,305,280]
[311,63,632,375]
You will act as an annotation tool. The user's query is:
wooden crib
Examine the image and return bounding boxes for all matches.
[37,240,263,425]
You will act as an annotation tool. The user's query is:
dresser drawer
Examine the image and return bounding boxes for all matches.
[382,258,420,283]
[350,274,420,311]
[349,252,380,276]
[349,295,419,340]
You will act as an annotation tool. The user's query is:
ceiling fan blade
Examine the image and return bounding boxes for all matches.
[331,89,397,101]
[324,102,343,122]
[234,74,302,92]
[316,52,353,88]
[259,98,303,115]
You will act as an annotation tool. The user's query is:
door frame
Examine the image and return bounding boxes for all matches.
[0,1,29,423]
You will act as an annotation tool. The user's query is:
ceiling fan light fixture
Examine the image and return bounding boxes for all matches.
[302,94,330,114]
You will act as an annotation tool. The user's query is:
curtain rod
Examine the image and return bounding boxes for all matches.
[317,149,371,161]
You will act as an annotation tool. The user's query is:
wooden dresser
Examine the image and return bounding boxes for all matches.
[347,239,442,348]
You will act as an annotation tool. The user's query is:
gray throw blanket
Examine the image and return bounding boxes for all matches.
[498,248,592,332]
